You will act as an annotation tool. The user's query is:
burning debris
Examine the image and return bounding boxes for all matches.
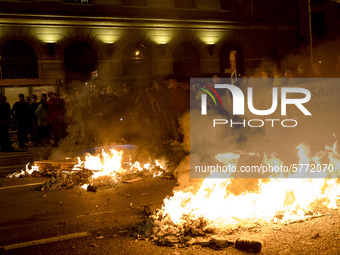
[40,169,94,191]
[137,208,263,251]
[136,142,339,251]
[8,147,171,190]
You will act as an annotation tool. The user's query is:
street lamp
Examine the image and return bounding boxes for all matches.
[308,0,313,63]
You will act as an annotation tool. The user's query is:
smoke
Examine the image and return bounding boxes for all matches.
[49,80,178,161]
[173,79,340,196]
[247,38,340,78]
[49,38,340,191]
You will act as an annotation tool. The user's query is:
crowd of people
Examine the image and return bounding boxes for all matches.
[81,78,190,146]
[0,77,190,152]
[0,92,67,152]
[1,54,339,152]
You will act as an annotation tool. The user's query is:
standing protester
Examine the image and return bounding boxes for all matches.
[0,95,15,152]
[145,80,170,143]
[168,78,188,142]
[35,93,49,146]
[47,92,66,147]
[25,96,30,103]
[12,94,31,149]
[30,95,39,147]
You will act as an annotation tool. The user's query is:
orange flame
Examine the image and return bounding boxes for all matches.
[73,148,167,183]
[162,143,339,230]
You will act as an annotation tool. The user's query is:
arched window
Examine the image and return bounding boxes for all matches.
[219,43,244,76]
[0,40,38,79]
[173,42,200,76]
[64,41,97,84]
[122,42,151,77]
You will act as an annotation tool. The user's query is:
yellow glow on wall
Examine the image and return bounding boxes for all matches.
[34,28,66,43]
[96,34,120,44]
[200,36,221,45]
[36,33,65,43]
[150,35,172,45]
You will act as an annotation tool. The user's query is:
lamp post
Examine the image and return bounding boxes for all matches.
[308,0,313,63]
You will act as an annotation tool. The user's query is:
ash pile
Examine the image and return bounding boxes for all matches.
[136,208,262,252]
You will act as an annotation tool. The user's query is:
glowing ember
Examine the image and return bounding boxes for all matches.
[8,163,40,178]
[160,143,340,231]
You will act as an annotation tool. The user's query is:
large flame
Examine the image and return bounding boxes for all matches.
[73,149,166,182]
[75,149,124,180]
[162,143,340,230]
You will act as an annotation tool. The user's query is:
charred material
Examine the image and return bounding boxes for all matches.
[136,208,262,252]
[9,156,171,190]
[38,169,94,191]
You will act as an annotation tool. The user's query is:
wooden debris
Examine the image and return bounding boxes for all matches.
[38,169,94,191]
[123,177,143,183]
[11,155,169,190]
[136,208,264,252]
[34,160,77,172]
[161,175,175,179]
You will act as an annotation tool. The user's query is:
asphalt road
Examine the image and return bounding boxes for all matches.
[0,176,339,255]
[0,176,176,254]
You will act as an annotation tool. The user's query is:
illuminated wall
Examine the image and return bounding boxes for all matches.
[0,0,299,90]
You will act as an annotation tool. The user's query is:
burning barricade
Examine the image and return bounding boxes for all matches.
[136,142,339,251]
[8,146,170,190]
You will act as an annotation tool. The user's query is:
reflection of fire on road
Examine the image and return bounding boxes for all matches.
[138,142,339,250]
[8,148,169,190]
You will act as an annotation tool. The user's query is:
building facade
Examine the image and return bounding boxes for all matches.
[0,0,300,104]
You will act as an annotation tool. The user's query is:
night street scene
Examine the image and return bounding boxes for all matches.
[0,0,340,254]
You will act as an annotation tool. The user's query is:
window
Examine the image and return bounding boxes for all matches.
[220,0,240,11]
[64,41,97,85]
[64,0,91,4]
[122,42,151,76]
[174,0,195,9]
[0,40,38,79]
[173,42,200,76]
[122,0,146,7]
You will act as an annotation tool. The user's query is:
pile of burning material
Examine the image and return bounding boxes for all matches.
[8,160,78,178]
[138,211,262,251]
[8,147,170,190]
[40,169,94,191]
[136,143,340,251]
